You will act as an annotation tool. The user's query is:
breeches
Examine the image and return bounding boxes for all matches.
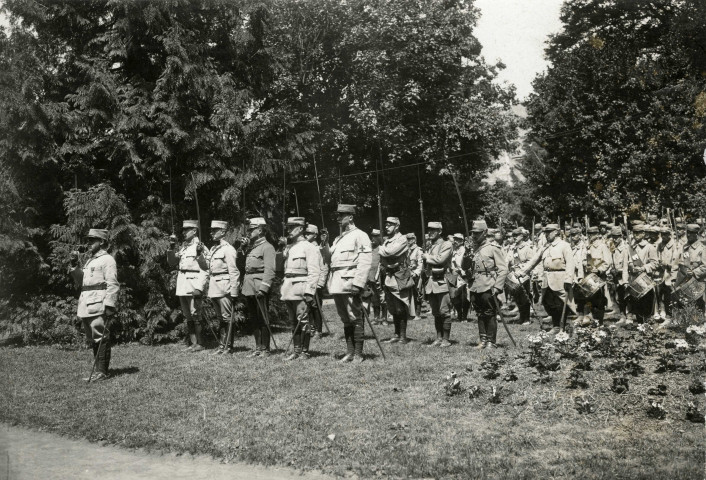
[179,296,202,330]
[211,296,233,325]
[334,294,364,328]
[82,315,108,345]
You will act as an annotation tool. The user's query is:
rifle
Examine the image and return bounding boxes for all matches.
[190,173,203,240]
[376,147,385,239]
[417,165,425,244]
[451,168,470,238]
[313,152,325,228]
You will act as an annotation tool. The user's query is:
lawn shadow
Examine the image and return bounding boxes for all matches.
[109,366,139,377]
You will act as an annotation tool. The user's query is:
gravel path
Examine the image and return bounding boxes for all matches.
[0,424,332,480]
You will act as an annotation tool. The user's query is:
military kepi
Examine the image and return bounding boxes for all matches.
[286,217,306,226]
[385,217,400,225]
[471,219,488,232]
[182,219,198,229]
[210,220,227,229]
[305,224,318,234]
[248,217,266,228]
[87,228,109,241]
[427,221,442,230]
[686,224,701,233]
[337,204,356,214]
[543,223,560,232]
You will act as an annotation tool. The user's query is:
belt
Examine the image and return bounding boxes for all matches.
[210,272,229,276]
[246,269,264,274]
[545,269,565,272]
[179,269,201,273]
[82,283,107,292]
[285,273,307,278]
[331,265,355,271]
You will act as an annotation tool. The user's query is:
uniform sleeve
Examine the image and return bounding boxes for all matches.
[352,232,373,289]
[412,249,423,277]
[103,256,119,309]
[642,245,659,275]
[304,244,322,296]
[317,249,328,288]
[259,243,276,293]
[379,235,408,257]
[426,241,452,266]
[70,265,84,289]
[493,246,508,291]
[597,244,612,274]
[225,246,240,296]
[520,249,543,276]
[166,248,180,268]
[563,243,575,285]
[693,245,706,281]
[368,249,380,283]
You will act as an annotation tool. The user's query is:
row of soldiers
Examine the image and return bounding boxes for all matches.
[70,205,706,379]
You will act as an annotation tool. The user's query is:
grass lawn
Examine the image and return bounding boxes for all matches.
[1,304,704,479]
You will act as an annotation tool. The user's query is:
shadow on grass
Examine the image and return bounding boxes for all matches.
[109,366,139,377]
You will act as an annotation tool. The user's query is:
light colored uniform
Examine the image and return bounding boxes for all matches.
[328,226,372,325]
[281,239,321,301]
[71,250,119,343]
[408,244,423,279]
[205,239,239,325]
[379,232,415,316]
[167,237,208,326]
[611,241,630,286]
[659,239,681,287]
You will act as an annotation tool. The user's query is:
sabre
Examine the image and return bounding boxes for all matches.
[87,316,112,384]
[490,293,516,347]
[284,304,310,354]
[255,296,279,350]
[313,292,331,334]
[359,295,386,360]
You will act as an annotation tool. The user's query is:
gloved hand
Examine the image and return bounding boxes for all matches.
[196,242,205,255]
[168,234,178,247]
[350,285,362,296]
[192,289,203,298]
[70,250,80,266]
[255,290,265,299]
[304,294,315,306]
[105,305,116,317]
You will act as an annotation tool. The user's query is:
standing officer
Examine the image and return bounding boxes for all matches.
[328,205,372,363]
[468,220,509,348]
[627,224,659,323]
[578,226,611,326]
[167,220,208,352]
[509,228,535,326]
[675,224,706,313]
[281,218,321,360]
[70,229,119,382]
[608,226,630,326]
[407,232,424,321]
[242,217,276,357]
[423,222,454,347]
[363,228,384,325]
[451,233,469,322]
[520,224,575,335]
[657,226,680,326]
[304,224,328,339]
[206,220,239,354]
[379,217,415,344]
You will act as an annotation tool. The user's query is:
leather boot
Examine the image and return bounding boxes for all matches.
[352,323,364,362]
[260,326,270,352]
[440,327,451,347]
[251,329,261,356]
[399,318,408,344]
[96,341,110,376]
[339,326,355,362]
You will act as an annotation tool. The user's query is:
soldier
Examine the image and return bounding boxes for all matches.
[422,221,454,347]
[304,224,328,339]
[167,220,208,352]
[379,217,415,344]
[363,228,384,325]
[657,226,681,326]
[675,224,706,313]
[509,228,535,326]
[608,226,630,325]
[70,229,119,382]
[242,217,276,357]
[599,221,609,239]
[569,228,585,322]
[281,218,321,360]
[627,224,659,323]
[451,233,469,322]
[206,220,240,354]
[406,232,424,321]
[328,204,372,363]
[577,226,611,326]
[676,221,687,248]
[467,220,509,348]
[519,224,576,335]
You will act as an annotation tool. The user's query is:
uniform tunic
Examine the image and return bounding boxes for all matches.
[468,240,509,295]
[167,238,208,296]
[379,232,415,316]
[242,238,276,296]
[327,227,372,295]
[659,239,681,287]
[280,239,321,301]
[679,241,706,283]
[611,242,630,286]
[206,240,239,298]
[423,238,453,295]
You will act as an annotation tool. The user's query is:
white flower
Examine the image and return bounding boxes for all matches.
[637,324,647,332]
[675,339,690,351]
[686,325,706,337]
[554,332,570,343]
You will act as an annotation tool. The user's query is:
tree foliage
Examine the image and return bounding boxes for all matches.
[522,0,706,221]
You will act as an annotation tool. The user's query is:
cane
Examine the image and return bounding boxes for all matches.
[359,295,386,360]
[87,316,112,384]
[490,292,516,347]
[254,295,279,351]
[224,297,236,352]
[559,285,571,334]
[284,304,310,354]
[313,292,332,334]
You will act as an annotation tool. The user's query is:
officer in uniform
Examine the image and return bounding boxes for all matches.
[627,224,659,323]
[675,224,706,313]
[242,217,276,357]
[304,224,328,339]
[328,204,372,363]
[509,228,535,326]
[206,220,240,354]
[451,233,469,322]
[520,224,575,335]
[406,232,424,321]
[657,226,680,325]
[676,221,687,248]
[468,220,509,348]
[70,229,119,382]
[281,218,321,360]
[379,217,415,344]
[423,221,454,347]
[608,226,630,325]
[167,220,208,352]
[363,228,384,324]
[578,226,611,326]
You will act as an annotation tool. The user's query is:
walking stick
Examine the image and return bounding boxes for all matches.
[559,285,571,333]
[284,304,310,354]
[359,296,386,360]
[87,316,112,384]
[254,296,279,350]
[490,293,516,347]
[224,298,236,351]
[313,293,331,334]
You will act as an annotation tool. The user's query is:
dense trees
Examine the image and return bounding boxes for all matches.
[0,0,517,342]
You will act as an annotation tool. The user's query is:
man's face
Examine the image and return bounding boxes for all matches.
[610,235,621,245]
[337,213,352,229]
[471,230,485,244]
[183,228,197,242]
[385,222,397,236]
[590,233,600,243]
[687,231,698,244]
[428,229,441,241]
[600,226,607,235]
[633,231,644,242]
[547,230,558,242]
[453,238,462,249]
[211,228,225,242]
[571,233,580,244]
[320,231,328,243]
[305,232,317,243]
[287,225,302,240]
[677,227,685,237]
[248,226,261,240]
[88,238,103,254]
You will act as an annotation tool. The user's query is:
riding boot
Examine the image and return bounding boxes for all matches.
[302,328,311,353]
[194,323,203,347]
[260,326,270,352]
[353,323,364,362]
[487,314,498,345]
[399,317,408,343]
[253,328,262,351]
[339,326,355,362]
[96,340,109,375]
[394,316,401,337]
[440,325,451,347]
